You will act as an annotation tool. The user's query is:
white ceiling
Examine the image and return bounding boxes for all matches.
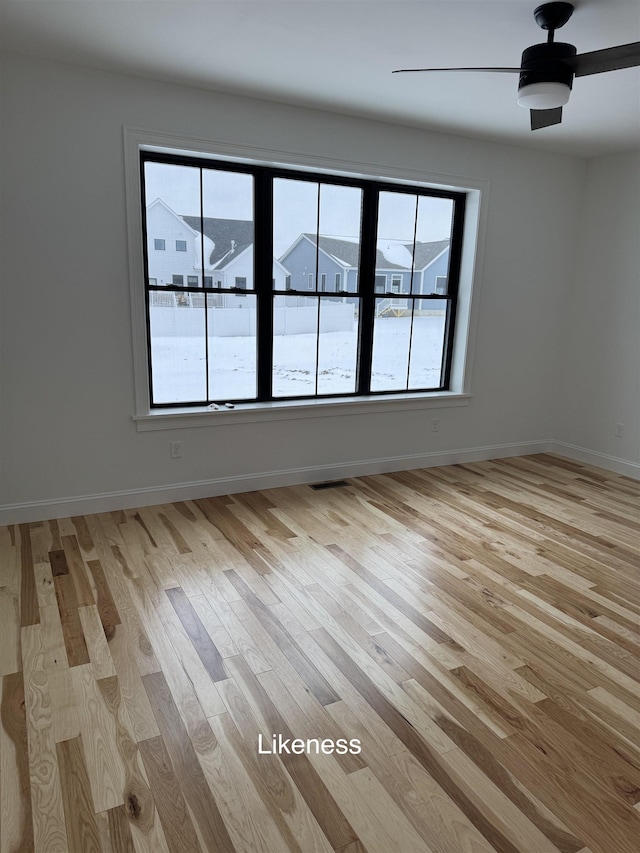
[1,0,639,158]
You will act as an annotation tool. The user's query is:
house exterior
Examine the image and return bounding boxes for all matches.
[279,233,450,297]
[145,199,289,307]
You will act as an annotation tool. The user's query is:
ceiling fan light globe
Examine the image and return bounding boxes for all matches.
[517,81,571,109]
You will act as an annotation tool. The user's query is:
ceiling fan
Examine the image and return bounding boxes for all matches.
[393,2,640,130]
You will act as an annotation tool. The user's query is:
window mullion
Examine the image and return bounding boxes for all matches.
[356,185,378,394]
[441,194,466,388]
[255,170,273,400]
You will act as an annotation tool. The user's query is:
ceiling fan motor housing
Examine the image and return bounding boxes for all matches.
[518,42,576,92]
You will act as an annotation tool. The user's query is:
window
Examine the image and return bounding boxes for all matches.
[154,238,165,250]
[141,151,465,407]
[176,240,187,252]
[434,275,447,295]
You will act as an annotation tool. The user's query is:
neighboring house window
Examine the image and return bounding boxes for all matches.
[434,275,447,294]
[141,151,464,406]
[148,277,157,285]
[187,275,198,286]
[176,240,187,252]
[154,239,165,250]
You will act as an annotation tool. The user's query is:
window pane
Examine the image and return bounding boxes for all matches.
[272,295,318,397]
[274,179,318,290]
[148,292,206,403]
[376,192,416,296]
[317,184,362,293]
[371,298,411,391]
[317,297,359,395]
[144,162,200,288]
[207,294,257,401]
[274,180,362,293]
[412,196,454,294]
[408,299,447,389]
[200,169,254,290]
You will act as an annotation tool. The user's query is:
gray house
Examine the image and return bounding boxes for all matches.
[279,233,450,297]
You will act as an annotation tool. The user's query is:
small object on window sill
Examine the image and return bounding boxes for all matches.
[224,402,235,409]
[208,403,219,410]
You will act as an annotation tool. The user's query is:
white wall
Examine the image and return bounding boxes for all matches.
[0,53,601,520]
[555,151,640,470]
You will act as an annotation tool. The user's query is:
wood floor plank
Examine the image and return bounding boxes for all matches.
[56,736,101,853]
[1,671,35,853]
[20,524,40,627]
[96,675,171,852]
[53,572,90,668]
[165,586,228,682]
[138,735,204,853]
[21,624,68,852]
[61,534,95,607]
[142,670,236,853]
[0,546,21,676]
[72,664,127,812]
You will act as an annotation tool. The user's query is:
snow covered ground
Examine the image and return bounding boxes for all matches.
[151,315,446,403]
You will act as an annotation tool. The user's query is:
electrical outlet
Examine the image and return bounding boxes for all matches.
[431,418,440,433]
[615,423,624,438]
[169,441,182,458]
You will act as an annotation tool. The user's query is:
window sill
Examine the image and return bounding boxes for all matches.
[133,392,472,432]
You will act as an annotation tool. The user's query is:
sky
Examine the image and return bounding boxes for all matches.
[144,161,454,257]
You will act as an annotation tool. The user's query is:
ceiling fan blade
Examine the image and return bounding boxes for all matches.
[392,67,521,74]
[530,107,563,130]
[567,42,640,77]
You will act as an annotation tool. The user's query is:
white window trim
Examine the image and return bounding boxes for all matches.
[123,126,488,430]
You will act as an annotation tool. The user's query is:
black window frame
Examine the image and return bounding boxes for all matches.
[141,150,466,408]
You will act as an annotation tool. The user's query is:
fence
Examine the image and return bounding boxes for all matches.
[149,303,355,337]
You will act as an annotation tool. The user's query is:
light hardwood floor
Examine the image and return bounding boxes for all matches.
[1,453,640,853]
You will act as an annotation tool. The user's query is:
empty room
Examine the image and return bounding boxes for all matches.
[0,1,639,851]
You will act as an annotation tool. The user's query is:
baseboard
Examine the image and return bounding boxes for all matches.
[0,439,551,525]
[549,441,640,480]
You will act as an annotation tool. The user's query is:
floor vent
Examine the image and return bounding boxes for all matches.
[309,480,350,491]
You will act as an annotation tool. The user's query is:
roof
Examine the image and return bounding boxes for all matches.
[298,233,449,271]
[181,216,253,268]
[410,239,450,270]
